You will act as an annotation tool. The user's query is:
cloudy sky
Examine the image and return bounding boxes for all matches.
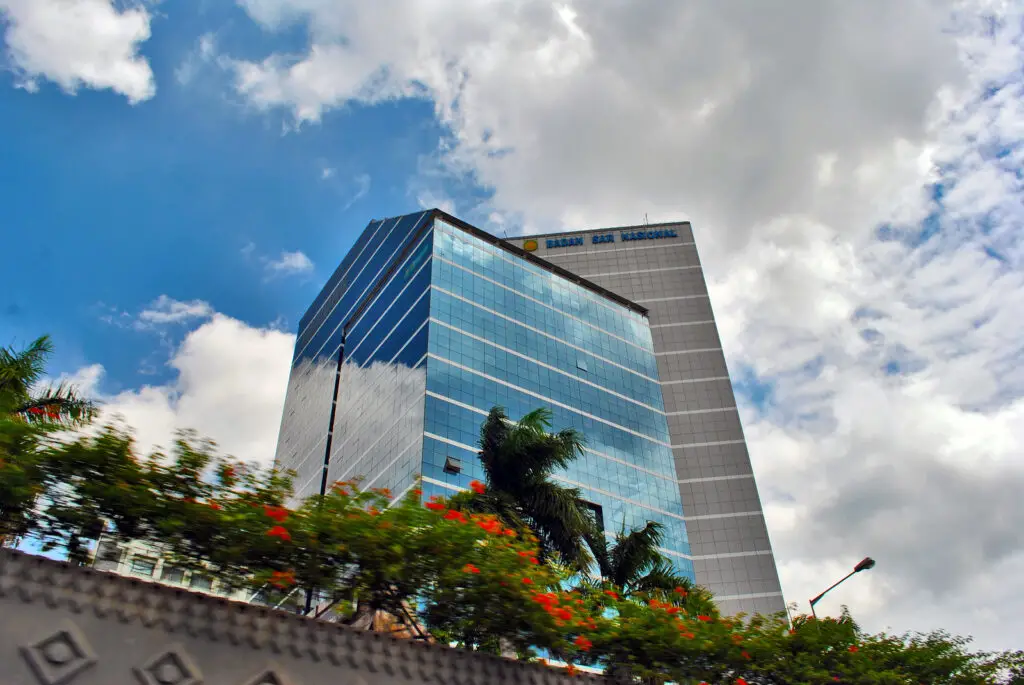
[2,0,1022,650]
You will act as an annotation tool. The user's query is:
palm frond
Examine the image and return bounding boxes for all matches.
[515,407,553,433]
[0,335,53,401]
[609,521,665,588]
[524,481,593,569]
[632,560,690,594]
[17,381,98,425]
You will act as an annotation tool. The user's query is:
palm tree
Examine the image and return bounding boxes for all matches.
[453,407,594,570]
[1,335,96,547]
[0,335,95,425]
[585,520,717,615]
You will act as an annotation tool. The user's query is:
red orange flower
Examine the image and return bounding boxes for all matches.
[270,570,295,588]
[742,651,751,660]
[604,590,619,600]
[470,480,486,494]
[477,519,502,534]
[522,577,533,585]
[573,635,592,652]
[463,564,480,574]
[266,526,291,541]
[848,645,859,653]
[443,509,467,523]
[425,501,445,511]
[532,592,558,607]
[697,614,712,622]
[674,586,688,596]
[263,505,289,523]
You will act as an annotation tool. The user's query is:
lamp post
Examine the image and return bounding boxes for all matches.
[809,557,875,621]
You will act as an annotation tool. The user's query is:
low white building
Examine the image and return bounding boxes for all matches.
[90,536,251,602]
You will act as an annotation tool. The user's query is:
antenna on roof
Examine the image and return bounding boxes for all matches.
[644,213,649,225]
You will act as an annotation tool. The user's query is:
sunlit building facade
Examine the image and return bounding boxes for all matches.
[275,210,695,578]
[510,224,784,616]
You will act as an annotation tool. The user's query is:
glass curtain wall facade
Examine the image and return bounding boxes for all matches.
[275,210,695,579]
[423,218,693,576]
[512,224,785,617]
[276,211,434,503]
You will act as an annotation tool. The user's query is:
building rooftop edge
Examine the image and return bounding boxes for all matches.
[508,219,692,241]
[429,209,650,318]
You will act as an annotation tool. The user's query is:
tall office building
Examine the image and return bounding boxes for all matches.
[510,225,784,616]
[275,209,783,614]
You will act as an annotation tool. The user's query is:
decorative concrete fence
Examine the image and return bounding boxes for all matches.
[0,549,599,685]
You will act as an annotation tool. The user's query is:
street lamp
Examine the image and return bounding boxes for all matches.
[809,557,876,621]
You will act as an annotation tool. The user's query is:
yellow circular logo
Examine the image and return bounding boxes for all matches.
[523,239,538,252]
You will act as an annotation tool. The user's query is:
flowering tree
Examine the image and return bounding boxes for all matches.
[1,332,1022,681]
[3,423,1023,681]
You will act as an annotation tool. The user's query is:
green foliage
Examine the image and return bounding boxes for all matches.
[0,335,96,425]
[0,334,1020,682]
[0,335,97,546]
[458,407,595,570]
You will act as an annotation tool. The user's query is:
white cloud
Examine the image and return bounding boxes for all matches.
[265,250,314,276]
[341,172,370,210]
[0,0,155,103]
[320,166,335,180]
[174,32,217,86]
[137,295,214,326]
[191,0,1024,649]
[78,314,294,468]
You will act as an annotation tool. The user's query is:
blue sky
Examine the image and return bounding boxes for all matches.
[1,2,446,392]
[2,0,1024,651]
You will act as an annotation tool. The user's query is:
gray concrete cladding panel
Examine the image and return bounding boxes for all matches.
[512,224,785,616]
[653,323,724,355]
[543,245,704,277]
[658,352,731,385]
[0,550,596,685]
[590,269,711,301]
[674,443,755,481]
[662,379,737,413]
[692,552,782,594]
[678,477,764,518]
[668,410,744,444]
[654,329,724,358]
[647,299,717,327]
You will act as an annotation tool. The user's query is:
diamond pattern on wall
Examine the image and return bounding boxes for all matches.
[133,645,202,685]
[20,620,97,685]
[239,667,289,685]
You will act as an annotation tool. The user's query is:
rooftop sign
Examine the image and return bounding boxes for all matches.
[543,228,679,250]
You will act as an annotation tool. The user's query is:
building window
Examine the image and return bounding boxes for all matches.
[189,574,213,592]
[161,565,185,584]
[129,557,156,577]
[581,500,605,533]
[576,358,589,372]
[443,455,462,474]
[94,541,123,571]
